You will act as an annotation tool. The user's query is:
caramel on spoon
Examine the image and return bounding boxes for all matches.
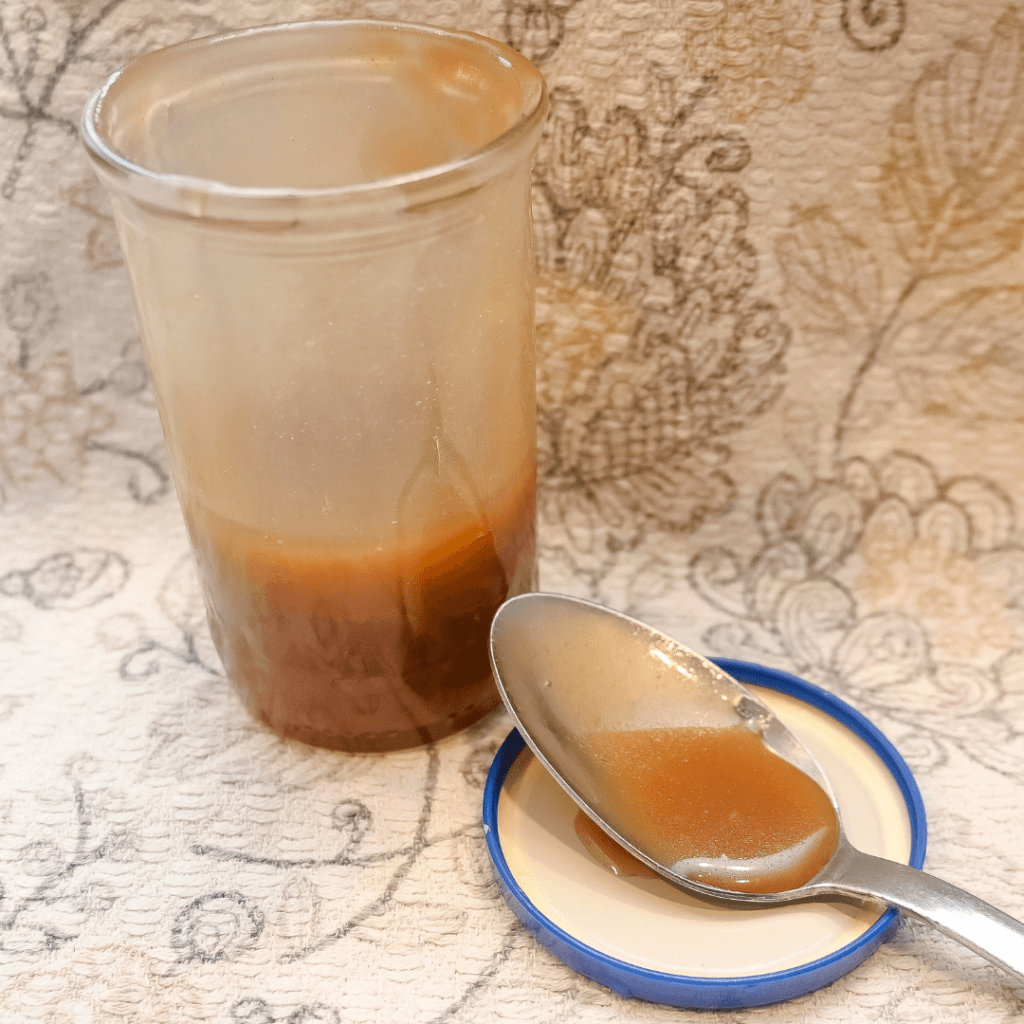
[489,593,1024,984]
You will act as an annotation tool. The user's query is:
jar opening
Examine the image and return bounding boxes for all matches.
[81,21,546,217]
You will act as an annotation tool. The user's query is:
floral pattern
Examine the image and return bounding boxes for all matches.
[882,8,1024,276]
[0,351,113,503]
[886,287,1024,422]
[172,893,265,964]
[533,82,790,577]
[774,7,1024,471]
[4,0,1024,1021]
[66,176,123,272]
[661,0,820,120]
[503,0,580,65]
[690,452,1024,775]
[841,0,906,51]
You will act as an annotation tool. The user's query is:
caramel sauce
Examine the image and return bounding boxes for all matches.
[186,477,535,752]
[579,724,839,894]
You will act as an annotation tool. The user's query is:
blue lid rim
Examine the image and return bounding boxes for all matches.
[483,658,928,1010]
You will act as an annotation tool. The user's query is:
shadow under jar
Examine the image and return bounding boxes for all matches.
[81,21,547,751]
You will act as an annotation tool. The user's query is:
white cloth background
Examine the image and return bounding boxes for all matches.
[2,0,1024,1019]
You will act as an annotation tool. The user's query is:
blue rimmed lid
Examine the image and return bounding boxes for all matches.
[483,658,927,1010]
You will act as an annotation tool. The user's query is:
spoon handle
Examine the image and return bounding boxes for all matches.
[827,844,1024,985]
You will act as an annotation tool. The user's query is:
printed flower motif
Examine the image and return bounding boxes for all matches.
[504,0,819,114]
[0,548,129,610]
[230,999,341,1024]
[504,0,580,64]
[775,10,1024,471]
[268,877,322,948]
[0,274,113,502]
[689,452,1024,773]
[1,270,57,369]
[171,892,265,964]
[881,8,1024,274]
[0,6,47,113]
[841,0,905,51]
[3,940,212,1020]
[995,649,1024,732]
[2,276,166,510]
[231,999,275,1024]
[157,552,220,670]
[675,0,819,120]
[461,740,501,789]
[534,88,595,218]
[285,1006,341,1024]
[68,5,225,73]
[533,85,790,567]
[331,799,372,851]
[0,0,225,197]
[65,178,122,272]
[0,353,113,502]
[536,277,784,556]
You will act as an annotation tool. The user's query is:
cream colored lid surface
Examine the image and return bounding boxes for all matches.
[496,685,914,977]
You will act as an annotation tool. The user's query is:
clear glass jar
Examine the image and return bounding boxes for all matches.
[82,21,547,751]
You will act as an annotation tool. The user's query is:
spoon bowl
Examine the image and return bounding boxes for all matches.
[489,593,1024,983]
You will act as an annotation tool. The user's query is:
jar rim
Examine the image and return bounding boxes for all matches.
[80,20,548,221]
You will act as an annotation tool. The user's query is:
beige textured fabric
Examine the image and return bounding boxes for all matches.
[2,0,1024,1019]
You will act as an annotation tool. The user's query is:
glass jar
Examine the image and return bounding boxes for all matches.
[82,21,547,750]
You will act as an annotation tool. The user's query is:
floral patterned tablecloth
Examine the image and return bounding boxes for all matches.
[2,0,1024,1020]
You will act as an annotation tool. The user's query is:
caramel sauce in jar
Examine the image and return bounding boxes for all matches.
[85,22,546,755]
[578,724,840,894]
[187,476,535,752]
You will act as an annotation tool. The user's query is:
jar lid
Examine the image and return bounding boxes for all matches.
[483,658,927,1010]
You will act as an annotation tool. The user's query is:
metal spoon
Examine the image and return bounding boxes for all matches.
[489,592,1024,984]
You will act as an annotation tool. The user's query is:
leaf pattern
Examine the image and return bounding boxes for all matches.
[775,208,883,340]
[888,287,1024,422]
[881,9,1024,274]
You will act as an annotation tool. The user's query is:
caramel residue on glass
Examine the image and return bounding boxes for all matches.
[365,34,525,179]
